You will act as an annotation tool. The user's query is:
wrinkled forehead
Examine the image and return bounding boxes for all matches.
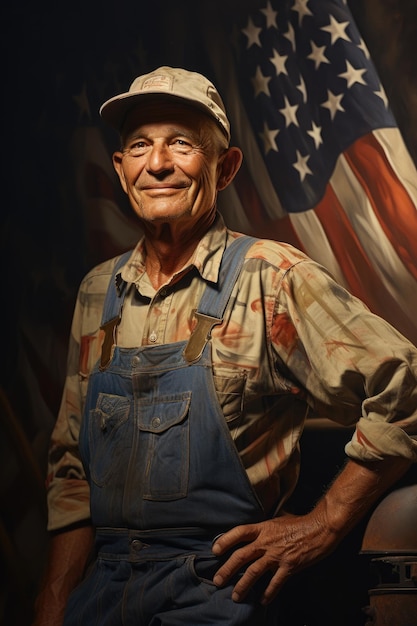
[120,98,217,140]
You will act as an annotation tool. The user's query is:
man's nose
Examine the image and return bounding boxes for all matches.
[147,143,174,174]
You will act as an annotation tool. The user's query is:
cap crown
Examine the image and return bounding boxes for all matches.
[100,66,230,142]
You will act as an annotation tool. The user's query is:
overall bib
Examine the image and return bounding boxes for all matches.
[64,237,277,625]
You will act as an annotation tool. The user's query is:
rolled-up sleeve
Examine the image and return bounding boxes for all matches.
[46,260,116,531]
[274,260,417,463]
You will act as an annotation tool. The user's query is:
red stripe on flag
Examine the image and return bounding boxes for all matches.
[252,214,305,251]
[234,162,272,224]
[314,184,416,335]
[345,134,417,282]
[234,162,305,250]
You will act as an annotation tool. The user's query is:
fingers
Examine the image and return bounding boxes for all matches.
[212,524,257,555]
[213,550,289,604]
[211,522,292,604]
[229,556,272,603]
[260,567,290,605]
[212,540,260,588]
[212,524,257,587]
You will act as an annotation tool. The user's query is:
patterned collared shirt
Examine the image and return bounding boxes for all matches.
[47,214,417,530]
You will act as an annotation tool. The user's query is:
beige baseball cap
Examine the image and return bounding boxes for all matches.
[100,66,231,142]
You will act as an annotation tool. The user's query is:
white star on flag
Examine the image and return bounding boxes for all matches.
[260,122,280,153]
[293,150,313,180]
[321,89,345,119]
[308,41,330,70]
[338,60,367,88]
[242,17,263,48]
[321,15,351,44]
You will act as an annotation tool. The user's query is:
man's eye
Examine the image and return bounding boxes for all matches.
[172,139,192,150]
[125,141,147,156]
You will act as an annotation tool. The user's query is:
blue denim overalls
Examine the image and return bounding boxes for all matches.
[64,236,277,625]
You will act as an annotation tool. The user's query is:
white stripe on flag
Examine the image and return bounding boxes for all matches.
[375,128,417,207]
[289,210,347,286]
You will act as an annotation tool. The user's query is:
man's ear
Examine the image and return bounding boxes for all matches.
[217,147,243,190]
[112,151,128,194]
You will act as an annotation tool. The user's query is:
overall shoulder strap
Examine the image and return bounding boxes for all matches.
[100,250,133,326]
[183,235,256,363]
[198,235,256,319]
[99,250,132,371]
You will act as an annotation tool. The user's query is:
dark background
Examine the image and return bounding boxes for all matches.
[1,1,416,624]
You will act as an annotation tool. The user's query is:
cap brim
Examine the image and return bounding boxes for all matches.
[100,91,230,140]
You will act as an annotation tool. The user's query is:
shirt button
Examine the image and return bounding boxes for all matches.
[151,417,161,428]
[149,331,157,343]
[160,288,167,297]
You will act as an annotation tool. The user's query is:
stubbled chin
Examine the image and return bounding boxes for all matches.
[134,203,194,223]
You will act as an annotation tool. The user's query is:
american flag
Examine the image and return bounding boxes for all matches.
[209,0,417,345]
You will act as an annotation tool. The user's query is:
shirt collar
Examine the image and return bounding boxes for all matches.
[117,212,228,293]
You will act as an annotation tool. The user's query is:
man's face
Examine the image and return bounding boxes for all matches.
[112,102,228,231]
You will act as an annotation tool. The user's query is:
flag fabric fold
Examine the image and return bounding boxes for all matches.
[207,0,417,345]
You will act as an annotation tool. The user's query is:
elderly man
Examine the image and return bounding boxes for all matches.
[33,67,416,626]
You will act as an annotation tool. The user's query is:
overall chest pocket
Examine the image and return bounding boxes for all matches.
[138,392,191,500]
[88,393,131,486]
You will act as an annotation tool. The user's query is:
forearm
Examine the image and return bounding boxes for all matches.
[317,456,412,542]
[32,524,95,626]
[212,455,412,604]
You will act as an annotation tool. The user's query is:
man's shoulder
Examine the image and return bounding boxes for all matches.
[245,237,310,270]
[79,251,133,295]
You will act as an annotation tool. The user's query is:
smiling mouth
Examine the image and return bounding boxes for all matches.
[143,185,188,195]
[147,187,181,195]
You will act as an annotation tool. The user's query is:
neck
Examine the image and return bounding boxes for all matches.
[143,214,215,289]
[144,240,195,289]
